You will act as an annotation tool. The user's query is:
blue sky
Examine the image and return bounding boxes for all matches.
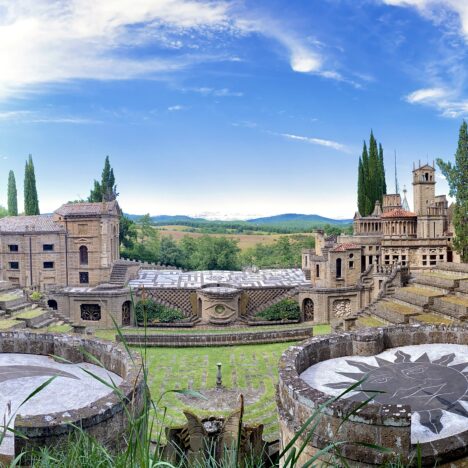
[0,0,466,218]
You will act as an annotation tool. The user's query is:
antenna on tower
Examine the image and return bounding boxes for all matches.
[394,150,399,194]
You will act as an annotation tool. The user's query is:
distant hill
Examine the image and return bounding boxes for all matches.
[247,213,353,225]
[124,213,352,226]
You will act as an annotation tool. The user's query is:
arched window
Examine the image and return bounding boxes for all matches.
[47,299,58,310]
[316,264,320,278]
[302,298,314,321]
[336,258,342,278]
[79,245,88,265]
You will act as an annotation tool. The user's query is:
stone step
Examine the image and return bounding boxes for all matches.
[356,316,387,328]
[374,300,420,324]
[409,313,455,326]
[411,273,462,291]
[432,295,468,320]
[434,262,468,274]
[393,286,444,308]
[371,307,406,324]
[31,317,56,329]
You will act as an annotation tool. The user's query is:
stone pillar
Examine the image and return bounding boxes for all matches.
[352,329,384,356]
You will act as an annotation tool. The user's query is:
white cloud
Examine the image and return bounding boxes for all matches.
[382,0,468,39]
[186,87,243,97]
[405,87,468,117]
[279,132,350,153]
[0,110,100,124]
[167,104,187,111]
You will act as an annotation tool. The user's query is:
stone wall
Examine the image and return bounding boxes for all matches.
[118,326,313,347]
[0,331,145,460]
[277,324,468,466]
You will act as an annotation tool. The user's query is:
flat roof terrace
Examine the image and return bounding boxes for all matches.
[128,268,310,289]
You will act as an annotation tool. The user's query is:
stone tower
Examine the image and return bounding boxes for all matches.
[412,163,436,216]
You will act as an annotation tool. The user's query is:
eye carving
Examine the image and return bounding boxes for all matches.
[402,365,427,377]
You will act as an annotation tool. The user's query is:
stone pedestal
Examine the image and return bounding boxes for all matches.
[197,287,241,325]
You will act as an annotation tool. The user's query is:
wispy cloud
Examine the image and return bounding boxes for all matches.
[405,87,468,117]
[186,87,244,97]
[167,104,188,111]
[0,110,101,124]
[276,132,351,153]
[382,1,468,39]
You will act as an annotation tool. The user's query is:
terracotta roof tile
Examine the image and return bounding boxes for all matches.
[0,215,65,233]
[381,208,416,218]
[55,200,119,217]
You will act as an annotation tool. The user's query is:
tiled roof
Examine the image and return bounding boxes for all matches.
[0,215,65,233]
[330,243,361,252]
[381,208,416,218]
[55,200,119,217]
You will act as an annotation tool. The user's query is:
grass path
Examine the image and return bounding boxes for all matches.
[95,324,331,441]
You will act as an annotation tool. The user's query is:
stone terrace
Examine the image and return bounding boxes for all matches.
[128,268,310,289]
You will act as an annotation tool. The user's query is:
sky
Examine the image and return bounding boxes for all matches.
[0,0,466,219]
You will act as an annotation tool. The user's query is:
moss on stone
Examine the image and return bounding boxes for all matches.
[414,313,453,325]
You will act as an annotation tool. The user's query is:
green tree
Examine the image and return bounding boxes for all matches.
[437,121,468,261]
[88,156,118,202]
[119,215,137,249]
[368,131,380,210]
[357,154,365,216]
[7,170,18,216]
[24,155,40,215]
[159,236,183,266]
[379,143,387,197]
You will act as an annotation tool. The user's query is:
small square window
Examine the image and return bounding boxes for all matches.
[8,245,18,252]
[43,244,54,251]
[439,255,444,260]
[9,262,19,269]
[79,272,89,284]
[43,262,54,269]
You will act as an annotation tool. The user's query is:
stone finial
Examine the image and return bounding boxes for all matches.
[216,362,223,389]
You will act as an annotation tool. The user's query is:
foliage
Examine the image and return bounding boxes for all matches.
[135,298,183,323]
[88,155,118,202]
[7,170,18,216]
[119,215,137,249]
[24,154,40,215]
[255,298,301,321]
[437,120,468,261]
[30,291,43,301]
[241,235,314,268]
[0,205,8,218]
[186,236,240,270]
[358,132,387,216]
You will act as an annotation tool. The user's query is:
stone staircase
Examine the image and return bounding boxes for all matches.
[358,262,468,328]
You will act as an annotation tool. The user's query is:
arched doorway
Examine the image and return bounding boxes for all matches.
[122,301,132,326]
[302,298,314,322]
[47,299,58,310]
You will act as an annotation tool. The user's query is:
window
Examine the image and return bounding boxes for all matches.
[336,258,342,279]
[79,272,89,284]
[369,246,373,251]
[8,245,18,252]
[439,255,444,260]
[349,253,354,258]
[79,245,88,265]
[9,262,19,269]
[80,304,101,321]
[43,244,54,251]
[316,264,320,278]
[43,261,54,269]
[349,261,354,269]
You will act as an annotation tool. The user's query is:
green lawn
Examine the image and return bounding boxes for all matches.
[0,319,20,329]
[95,324,331,441]
[0,294,21,302]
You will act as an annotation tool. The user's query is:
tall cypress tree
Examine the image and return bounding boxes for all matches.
[379,143,387,198]
[7,170,18,216]
[368,131,380,209]
[437,120,468,261]
[24,155,40,215]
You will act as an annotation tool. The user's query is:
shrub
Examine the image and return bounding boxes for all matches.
[30,291,43,301]
[255,298,300,321]
[135,298,183,323]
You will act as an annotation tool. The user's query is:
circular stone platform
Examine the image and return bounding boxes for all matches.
[300,343,468,444]
[277,325,468,466]
[0,331,145,463]
[0,354,122,458]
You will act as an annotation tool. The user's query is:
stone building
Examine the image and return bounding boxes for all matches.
[0,201,120,289]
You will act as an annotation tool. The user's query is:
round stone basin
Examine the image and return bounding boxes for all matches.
[300,343,468,444]
[0,353,122,458]
[201,287,240,295]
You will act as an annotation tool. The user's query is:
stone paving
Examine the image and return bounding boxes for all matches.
[129,268,309,289]
[0,353,122,457]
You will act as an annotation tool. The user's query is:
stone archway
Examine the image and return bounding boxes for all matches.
[47,299,58,310]
[122,300,132,326]
[302,298,314,322]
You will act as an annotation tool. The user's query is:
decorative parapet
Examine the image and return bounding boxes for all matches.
[277,324,468,466]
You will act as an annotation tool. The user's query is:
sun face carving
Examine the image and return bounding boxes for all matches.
[326,351,468,434]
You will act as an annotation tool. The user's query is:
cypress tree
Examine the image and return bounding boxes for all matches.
[437,120,468,261]
[7,170,18,216]
[88,156,118,202]
[368,131,380,210]
[361,141,372,215]
[24,155,40,215]
[379,143,387,198]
